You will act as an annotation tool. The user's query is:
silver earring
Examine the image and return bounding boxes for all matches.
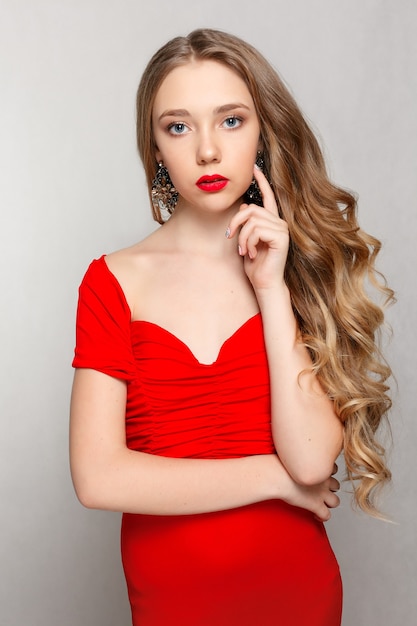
[244,152,264,206]
[151,162,179,214]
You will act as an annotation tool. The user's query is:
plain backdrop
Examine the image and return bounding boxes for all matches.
[1,1,416,624]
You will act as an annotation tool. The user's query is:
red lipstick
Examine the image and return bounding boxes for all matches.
[196,174,229,192]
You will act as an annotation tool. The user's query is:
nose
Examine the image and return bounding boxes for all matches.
[196,129,221,165]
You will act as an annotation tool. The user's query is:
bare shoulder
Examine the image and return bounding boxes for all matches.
[106,227,165,268]
[104,227,169,318]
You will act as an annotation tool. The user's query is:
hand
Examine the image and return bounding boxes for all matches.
[280,462,341,522]
[227,166,290,291]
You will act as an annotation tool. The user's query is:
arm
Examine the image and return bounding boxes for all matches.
[70,368,339,519]
[228,167,343,486]
[256,284,343,485]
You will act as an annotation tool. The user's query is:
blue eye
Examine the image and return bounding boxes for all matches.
[168,122,188,135]
[223,116,242,129]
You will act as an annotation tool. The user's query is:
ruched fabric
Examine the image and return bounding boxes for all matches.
[73,256,342,626]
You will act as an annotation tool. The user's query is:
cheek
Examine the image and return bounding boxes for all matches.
[242,168,255,192]
[155,139,187,172]
[239,148,258,178]
[239,133,259,163]
[159,159,189,195]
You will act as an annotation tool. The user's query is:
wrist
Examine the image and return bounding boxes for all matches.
[255,282,291,312]
[256,285,299,343]
[259,454,291,501]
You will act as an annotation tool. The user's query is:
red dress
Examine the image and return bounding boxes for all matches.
[73,256,342,626]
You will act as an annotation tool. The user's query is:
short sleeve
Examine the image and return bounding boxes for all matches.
[72,256,136,382]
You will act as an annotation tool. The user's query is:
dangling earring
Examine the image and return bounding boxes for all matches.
[244,151,264,206]
[151,162,179,215]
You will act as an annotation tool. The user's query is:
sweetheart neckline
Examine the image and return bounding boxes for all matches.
[130,313,262,366]
[99,255,261,366]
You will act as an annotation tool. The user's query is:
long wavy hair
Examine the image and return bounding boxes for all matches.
[136,28,394,516]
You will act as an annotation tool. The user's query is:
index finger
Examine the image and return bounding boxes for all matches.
[253,165,278,216]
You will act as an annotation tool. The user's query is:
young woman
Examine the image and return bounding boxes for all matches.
[70,29,393,626]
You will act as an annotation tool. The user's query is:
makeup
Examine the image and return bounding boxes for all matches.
[196,175,229,192]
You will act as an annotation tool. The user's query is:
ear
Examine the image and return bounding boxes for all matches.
[154,147,162,164]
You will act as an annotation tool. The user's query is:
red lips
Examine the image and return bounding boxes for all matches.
[196,175,229,192]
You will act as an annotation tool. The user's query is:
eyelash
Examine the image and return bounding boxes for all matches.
[167,122,189,136]
[166,115,244,136]
[222,116,243,129]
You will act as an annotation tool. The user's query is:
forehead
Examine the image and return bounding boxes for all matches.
[153,60,254,113]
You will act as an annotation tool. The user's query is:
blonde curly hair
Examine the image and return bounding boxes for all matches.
[136,28,394,516]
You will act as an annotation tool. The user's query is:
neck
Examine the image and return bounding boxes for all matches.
[160,201,240,259]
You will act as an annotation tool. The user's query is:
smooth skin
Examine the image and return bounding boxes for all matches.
[70,60,342,522]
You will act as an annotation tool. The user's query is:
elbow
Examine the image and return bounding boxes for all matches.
[70,445,130,511]
[72,477,102,509]
[74,484,101,510]
[287,460,338,487]
[280,432,343,487]
[292,470,330,487]
[70,463,109,510]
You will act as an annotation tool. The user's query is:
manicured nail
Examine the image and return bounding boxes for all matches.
[225,227,231,238]
[238,245,243,256]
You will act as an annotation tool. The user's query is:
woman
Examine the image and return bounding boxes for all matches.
[70,29,393,625]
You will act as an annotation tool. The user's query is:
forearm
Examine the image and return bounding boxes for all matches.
[70,368,340,520]
[70,369,286,515]
[257,284,343,485]
[71,448,284,515]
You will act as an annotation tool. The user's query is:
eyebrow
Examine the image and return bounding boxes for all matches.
[158,102,251,121]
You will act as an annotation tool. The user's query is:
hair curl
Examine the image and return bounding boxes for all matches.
[136,28,394,516]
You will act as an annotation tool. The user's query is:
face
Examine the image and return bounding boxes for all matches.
[152,60,261,215]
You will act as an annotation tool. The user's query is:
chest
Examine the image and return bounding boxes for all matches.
[132,258,259,365]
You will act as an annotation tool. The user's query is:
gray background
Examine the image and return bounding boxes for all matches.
[1,0,416,624]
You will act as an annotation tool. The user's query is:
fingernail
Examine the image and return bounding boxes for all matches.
[225,227,231,238]
[238,245,243,256]
[254,163,261,171]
